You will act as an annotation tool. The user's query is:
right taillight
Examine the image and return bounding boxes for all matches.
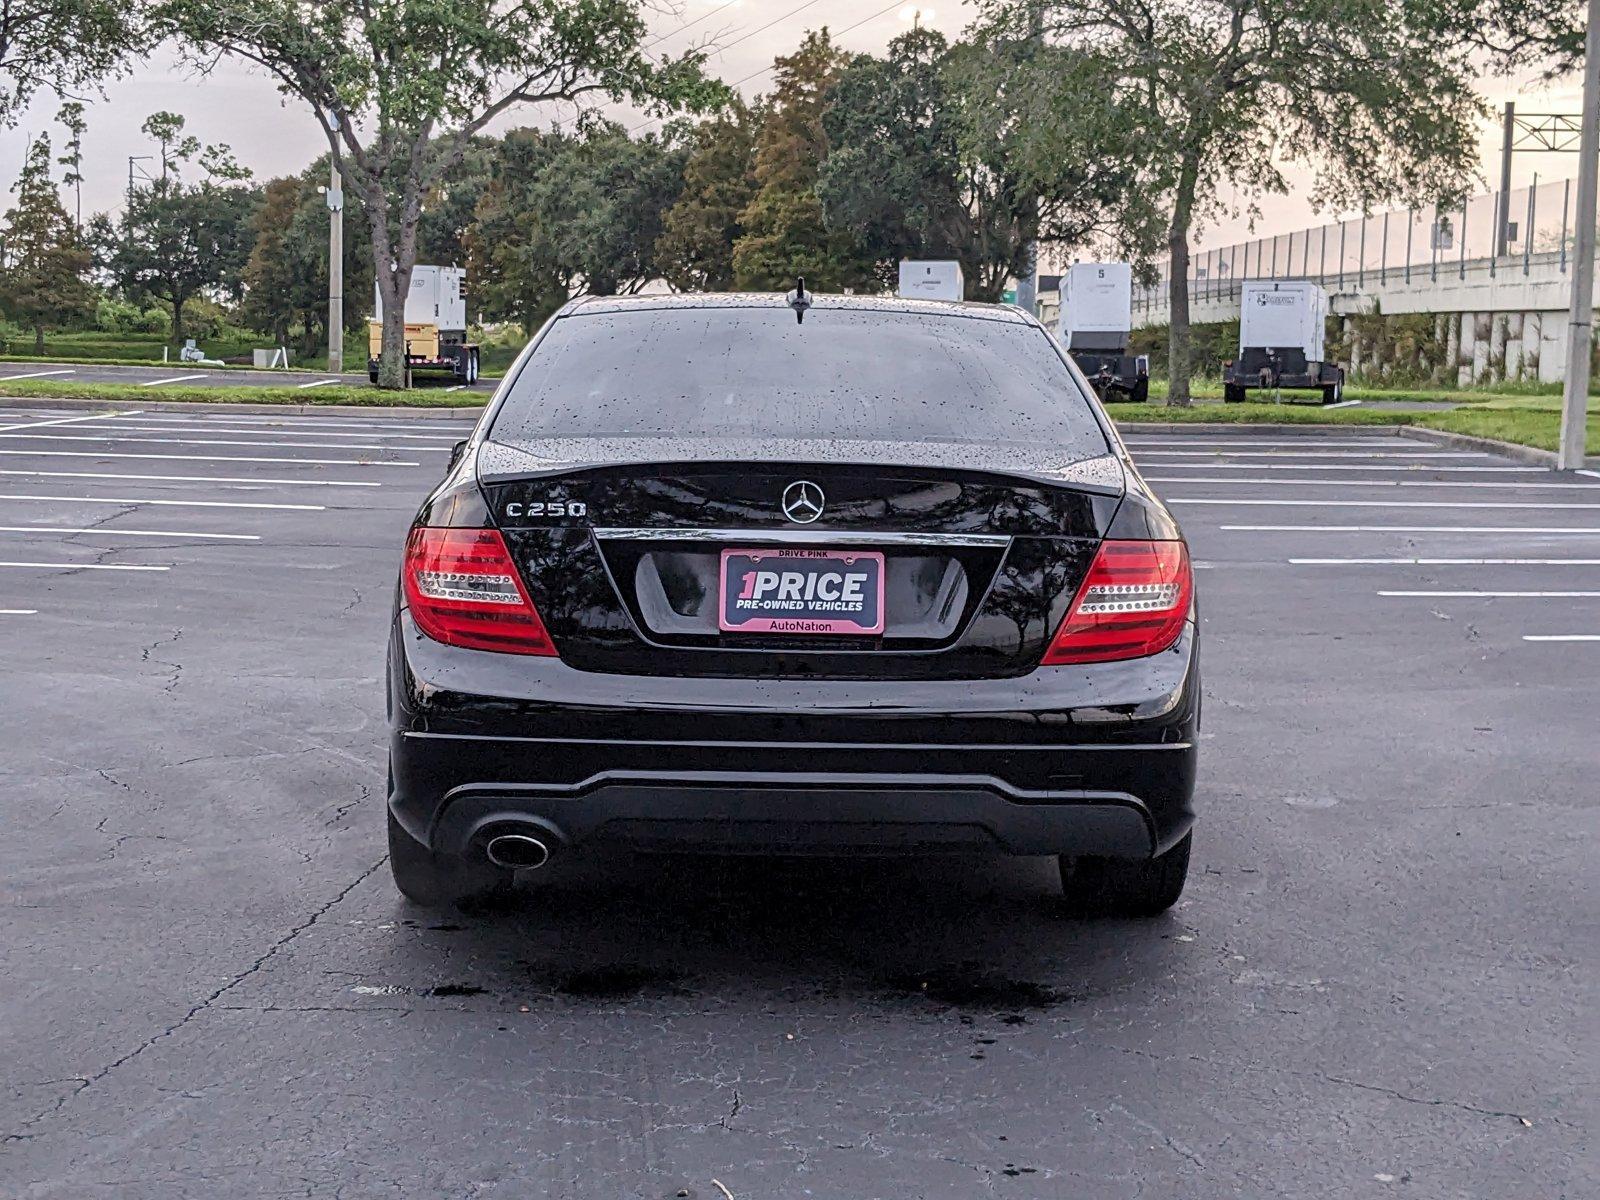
[1042,540,1193,665]
[403,526,557,656]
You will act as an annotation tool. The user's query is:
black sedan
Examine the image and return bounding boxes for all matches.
[386,291,1198,915]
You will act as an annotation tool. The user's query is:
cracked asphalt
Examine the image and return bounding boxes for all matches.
[1,405,1594,1198]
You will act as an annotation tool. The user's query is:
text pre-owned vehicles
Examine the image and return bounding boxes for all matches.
[387,292,1199,915]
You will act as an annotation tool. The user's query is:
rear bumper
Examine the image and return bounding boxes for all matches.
[388,612,1200,860]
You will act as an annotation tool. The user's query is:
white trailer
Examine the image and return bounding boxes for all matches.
[369,265,480,385]
[1223,280,1344,404]
[1058,262,1149,402]
[897,260,965,302]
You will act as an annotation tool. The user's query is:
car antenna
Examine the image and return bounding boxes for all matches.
[786,277,811,325]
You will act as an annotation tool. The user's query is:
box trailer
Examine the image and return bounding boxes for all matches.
[897,260,965,302]
[1222,280,1344,404]
[1058,262,1148,402]
[368,265,480,385]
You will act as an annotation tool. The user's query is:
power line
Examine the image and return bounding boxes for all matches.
[645,0,745,51]
[631,0,906,134]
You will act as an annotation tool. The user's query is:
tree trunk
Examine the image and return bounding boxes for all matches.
[34,325,46,356]
[170,296,186,348]
[1165,154,1200,408]
[367,182,421,390]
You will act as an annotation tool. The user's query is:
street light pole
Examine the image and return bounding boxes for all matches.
[1559,0,1600,471]
[327,157,345,376]
[1013,0,1045,316]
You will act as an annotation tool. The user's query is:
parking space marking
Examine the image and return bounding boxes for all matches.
[0,524,259,540]
[0,448,420,467]
[296,379,340,389]
[0,492,325,511]
[1290,558,1600,565]
[0,469,381,488]
[1174,498,1600,510]
[140,374,210,387]
[0,608,37,614]
[1578,469,1599,479]
[1139,462,1542,473]
[0,409,139,434]
[0,560,169,571]
[92,420,464,443]
[1378,590,1600,598]
[0,433,450,453]
[1123,438,1421,448]
[1523,634,1600,642]
[0,369,76,382]
[118,413,476,432]
[1226,524,1600,534]
[1147,476,1597,490]
[1135,449,1487,459]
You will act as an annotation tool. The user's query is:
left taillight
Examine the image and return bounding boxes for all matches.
[1041,539,1193,665]
[402,527,556,657]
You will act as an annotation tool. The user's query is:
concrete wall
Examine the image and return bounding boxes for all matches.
[1130,249,1590,386]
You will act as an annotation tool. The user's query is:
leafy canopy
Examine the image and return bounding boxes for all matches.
[0,135,95,352]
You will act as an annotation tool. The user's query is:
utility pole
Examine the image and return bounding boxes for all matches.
[326,158,345,375]
[1013,1,1046,316]
[1559,0,1600,471]
[1496,101,1515,257]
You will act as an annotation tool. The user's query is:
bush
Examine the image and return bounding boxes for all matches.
[95,298,170,335]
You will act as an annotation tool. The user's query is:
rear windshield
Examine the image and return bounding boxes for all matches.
[490,306,1109,454]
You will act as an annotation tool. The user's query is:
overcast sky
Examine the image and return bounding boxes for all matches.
[0,0,1585,256]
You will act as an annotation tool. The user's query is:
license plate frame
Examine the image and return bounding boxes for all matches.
[718,548,886,636]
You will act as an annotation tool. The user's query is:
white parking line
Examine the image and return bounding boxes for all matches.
[0,448,419,467]
[1378,590,1600,598]
[1147,477,1596,490]
[296,379,341,389]
[1227,525,1600,534]
[140,374,209,387]
[0,492,324,511]
[0,469,380,488]
[0,369,76,382]
[0,409,139,434]
[0,433,449,453]
[1139,461,1544,473]
[1174,498,1600,510]
[0,524,259,540]
[1322,399,1361,409]
[0,560,169,571]
[94,420,461,443]
[116,413,475,432]
[1577,469,1599,479]
[1136,449,1487,459]
[1123,439,1420,448]
[1523,634,1600,642]
[1290,558,1600,565]
[0,608,37,614]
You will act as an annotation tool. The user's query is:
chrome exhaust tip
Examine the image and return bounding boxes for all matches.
[484,833,551,871]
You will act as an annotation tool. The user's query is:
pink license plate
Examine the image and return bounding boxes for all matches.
[719,548,886,635]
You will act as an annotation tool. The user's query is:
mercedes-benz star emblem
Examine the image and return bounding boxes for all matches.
[781,480,825,524]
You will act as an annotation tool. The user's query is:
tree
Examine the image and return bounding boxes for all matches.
[975,0,1487,405]
[818,29,1153,301]
[56,103,87,231]
[657,100,762,292]
[0,0,132,130]
[101,116,260,344]
[732,29,877,292]
[154,0,722,388]
[467,129,571,333]
[0,136,95,354]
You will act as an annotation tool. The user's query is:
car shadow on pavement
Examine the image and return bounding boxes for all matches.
[384,848,1190,1013]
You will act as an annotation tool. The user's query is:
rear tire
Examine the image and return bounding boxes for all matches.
[1131,378,1150,404]
[1223,384,1247,403]
[1322,380,1343,404]
[387,809,512,908]
[1059,833,1191,917]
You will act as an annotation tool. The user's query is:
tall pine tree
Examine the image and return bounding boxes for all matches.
[732,30,875,293]
[0,136,94,355]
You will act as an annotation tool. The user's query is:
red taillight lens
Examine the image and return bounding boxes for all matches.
[402,527,556,657]
[1042,540,1193,665]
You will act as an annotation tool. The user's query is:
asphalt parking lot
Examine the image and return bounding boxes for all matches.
[0,361,496,392]
[2,404,1594,1199]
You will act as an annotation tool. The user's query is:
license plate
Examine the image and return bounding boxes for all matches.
[719,548,886,635]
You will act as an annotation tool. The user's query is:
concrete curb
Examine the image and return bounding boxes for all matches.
[1393,424,1583,469]
[0,395,485,421]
